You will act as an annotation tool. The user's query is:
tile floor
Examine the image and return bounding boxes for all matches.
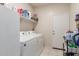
[40,47,63,56]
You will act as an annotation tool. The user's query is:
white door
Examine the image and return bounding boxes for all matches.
[52,13,70,49]
[0,5,20,56]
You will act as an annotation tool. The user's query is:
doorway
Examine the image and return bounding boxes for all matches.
[52,13,70,49]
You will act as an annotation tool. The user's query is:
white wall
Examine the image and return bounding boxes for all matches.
[70,3,79,31]
[34,4,70,47]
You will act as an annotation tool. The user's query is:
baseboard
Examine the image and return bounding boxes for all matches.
[52,47,65,51]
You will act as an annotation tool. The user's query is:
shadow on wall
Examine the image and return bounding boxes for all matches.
[20,18,34,31]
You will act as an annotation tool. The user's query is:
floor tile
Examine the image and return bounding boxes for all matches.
[40,47,63,56]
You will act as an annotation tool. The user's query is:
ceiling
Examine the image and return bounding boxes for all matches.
[30,3,70,8]
[30,3,54,7]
